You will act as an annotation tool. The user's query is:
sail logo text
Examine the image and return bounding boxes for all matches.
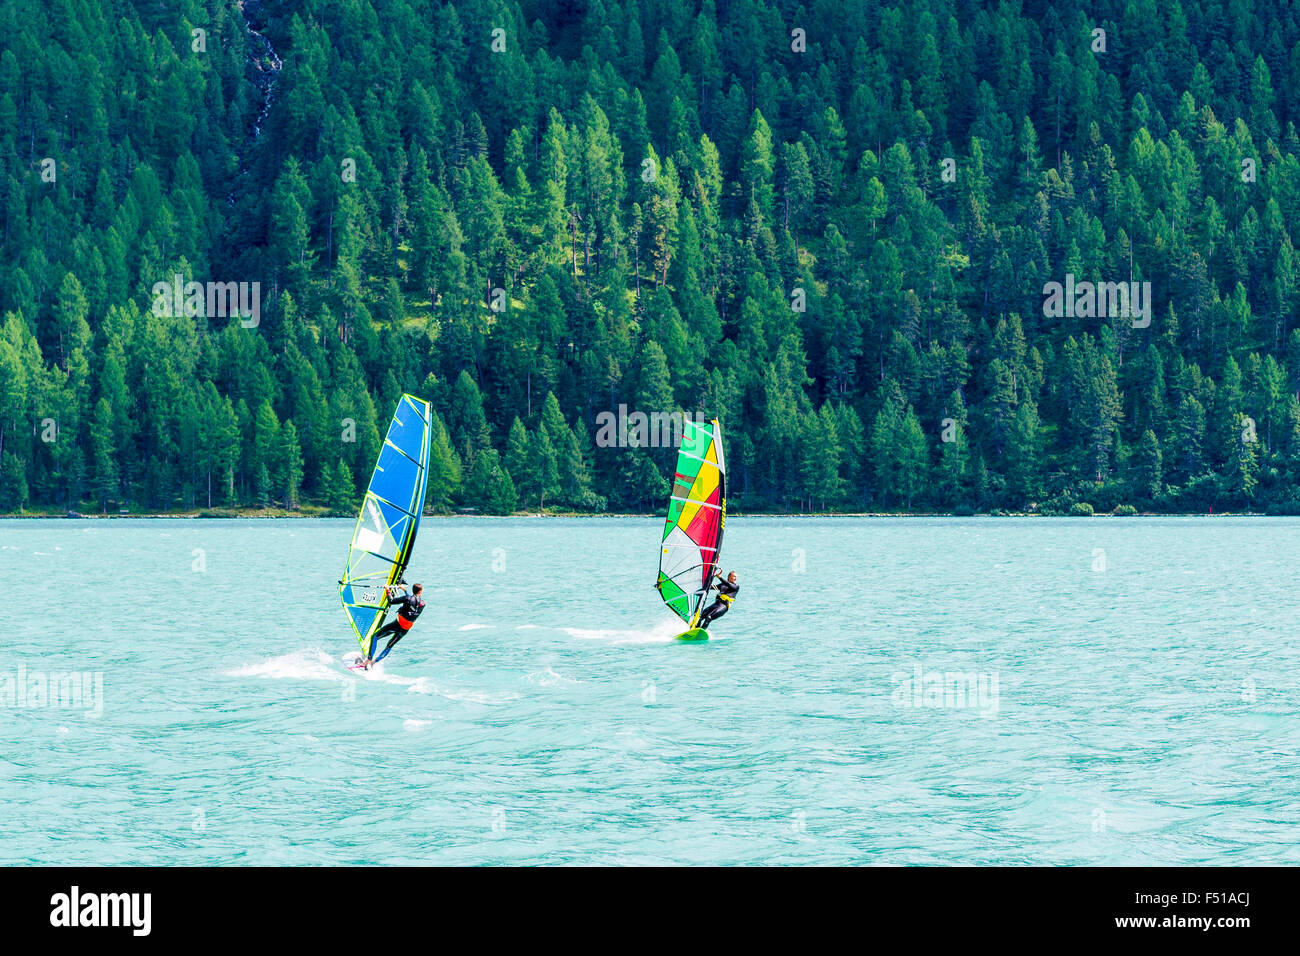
[891,665,999,717]
[0,664,102,717]
[50,886,151,936]
[594,405,708,448]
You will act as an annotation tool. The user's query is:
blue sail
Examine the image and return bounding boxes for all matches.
[339,394,432,654]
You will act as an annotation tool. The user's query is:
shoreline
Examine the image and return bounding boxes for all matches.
[0,509,1280,520]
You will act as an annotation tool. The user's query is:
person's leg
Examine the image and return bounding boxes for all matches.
[374,627,407,662]
[368,619,400,659]
[699,601,726,627]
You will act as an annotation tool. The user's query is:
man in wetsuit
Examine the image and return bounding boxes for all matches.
[362,582,426,668]
[697,571,739,628]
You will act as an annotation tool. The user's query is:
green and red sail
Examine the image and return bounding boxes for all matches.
[656,418,727,626]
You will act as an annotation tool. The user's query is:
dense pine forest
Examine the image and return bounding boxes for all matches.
[3,0,1300,515]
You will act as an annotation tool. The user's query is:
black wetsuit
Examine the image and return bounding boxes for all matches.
[370,591,426,659]
[698,576,739,627]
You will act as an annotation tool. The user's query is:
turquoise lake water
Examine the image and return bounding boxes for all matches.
[0,516,1297,865]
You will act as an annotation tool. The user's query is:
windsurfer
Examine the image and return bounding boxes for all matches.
[361,583,426,668]
[698,571,739,628]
